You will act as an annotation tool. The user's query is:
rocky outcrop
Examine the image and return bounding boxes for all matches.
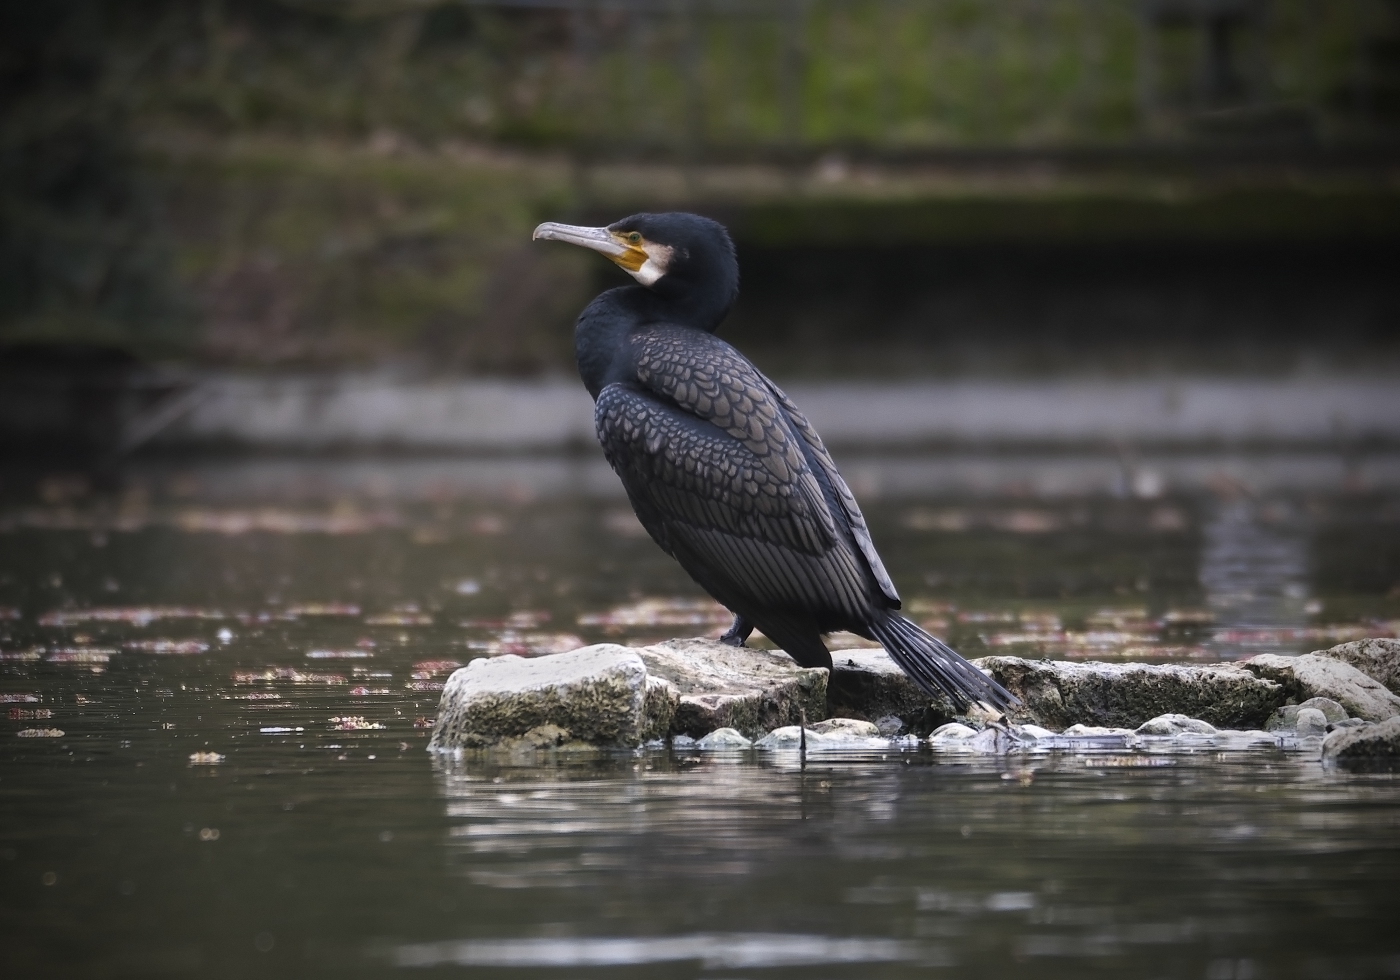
[429,645,666,749]
[634,639,827,739]
[1241,654,1400,722]
[1321,716,1400,767]
[430,636,1400,754]
[1312,638,1400,695]
[973,657,1285,730]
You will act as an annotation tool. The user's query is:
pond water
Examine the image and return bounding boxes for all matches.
[2,451,1398,979]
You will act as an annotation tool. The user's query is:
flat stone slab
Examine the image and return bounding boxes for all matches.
[973,657,1286,731]
[1313,638,1400,695]
[430,645,660,749]
[1242,654,1400,722]
[635,639,828,739]
[1322,716,1400,767]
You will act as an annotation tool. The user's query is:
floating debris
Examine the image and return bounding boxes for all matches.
[412,660,463,676]
[451,579,480,595]
[46,649,116,664]
[958,611,1017,625]
[173,508,400,535]
[460,611,551,630]
[259,726,305,734]
[578,597,731,629]
[1163,609,1216,626]
[405,680,444,693]
[283,602,361,618]
[124,640,210,655]
[329,716,386,731]
[0,607,20,620]
[188,752,224,765]
[1213,625,1389,646]
[232,669,346,685]
[465,631,584,656]
[306,650,373,660]
[413,717,435,728]
[9,708,52,720]
[17,728,64,738]
[365,610,434,626]
[0,650,42,662]
[232,692,282,701]
[0,693,40,703]
[349,686,391,696]
[39,606,226,627]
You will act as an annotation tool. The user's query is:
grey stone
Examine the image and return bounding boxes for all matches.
[1312,638,1400,695]
[430,646,655,749]
[634,639,829,739]
[1265,704,1300,731]
[975,657,1285,730]
[1242,654,1400,722]
[1136,714,1219,736]
[753,726,816,749]
[929,722,978,740]
[874,714,906,736]
[1298,697,1347,723]
[1321,716,1400,767]
[1018,724,1057,740]
[810,718,881,738]
[1295,707,1329,738]
[696,727,752,750]
[1062,724,1135,736]
[828,647,953,727]
[1330,717,1369,731]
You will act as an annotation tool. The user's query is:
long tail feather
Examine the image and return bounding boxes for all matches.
[868,613,1018,710]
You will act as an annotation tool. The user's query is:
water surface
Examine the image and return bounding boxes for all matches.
[2,451,1398,978]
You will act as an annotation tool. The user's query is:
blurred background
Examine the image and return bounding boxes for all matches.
[0,0,1398,638]
[3,0,1398,407]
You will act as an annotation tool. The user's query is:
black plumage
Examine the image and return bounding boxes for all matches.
[533,212,1015,710]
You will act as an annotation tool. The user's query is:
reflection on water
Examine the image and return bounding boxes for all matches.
[0,452,1397,978]
[1201,500,1313,656]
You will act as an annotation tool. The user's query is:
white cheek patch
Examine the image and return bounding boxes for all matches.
[628,243,674,286]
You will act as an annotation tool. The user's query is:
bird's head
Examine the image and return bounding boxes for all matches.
[533,212,738,330]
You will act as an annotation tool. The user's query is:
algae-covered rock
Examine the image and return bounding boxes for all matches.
[1321,716,1400,768]
[429,645,654,749]
[635,638,828,739]
[1242,654,1400,722]
[973,657,1285,730]
[1312,638,1400,695]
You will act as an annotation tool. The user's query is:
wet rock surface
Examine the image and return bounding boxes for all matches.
[1321,716,1400,767]
[430,646,654,749]
[1313,638,1400,695]
[1242,654,1400,722]
[973,657,1285,730]
[634,639,828,739]
[432,636,1400,755]
[827,649,951,728]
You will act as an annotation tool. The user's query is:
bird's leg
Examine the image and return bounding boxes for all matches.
[719,614,753,647]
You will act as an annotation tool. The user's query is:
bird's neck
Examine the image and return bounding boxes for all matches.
[574,285,731,398]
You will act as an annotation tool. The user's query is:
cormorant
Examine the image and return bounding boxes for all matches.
[533,212,1015,710]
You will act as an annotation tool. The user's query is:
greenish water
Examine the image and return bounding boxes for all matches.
[1,452,1398,978]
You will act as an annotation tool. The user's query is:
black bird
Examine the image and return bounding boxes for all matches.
[533,212,1014,710]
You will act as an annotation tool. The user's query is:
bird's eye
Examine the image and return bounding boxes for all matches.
[627,232,642,244]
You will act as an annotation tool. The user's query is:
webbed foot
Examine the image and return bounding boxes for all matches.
[719,615,753,647]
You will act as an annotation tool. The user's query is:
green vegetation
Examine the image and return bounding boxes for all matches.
[2,0,1397,366]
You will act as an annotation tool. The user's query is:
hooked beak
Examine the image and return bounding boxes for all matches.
[532,221,647,275]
